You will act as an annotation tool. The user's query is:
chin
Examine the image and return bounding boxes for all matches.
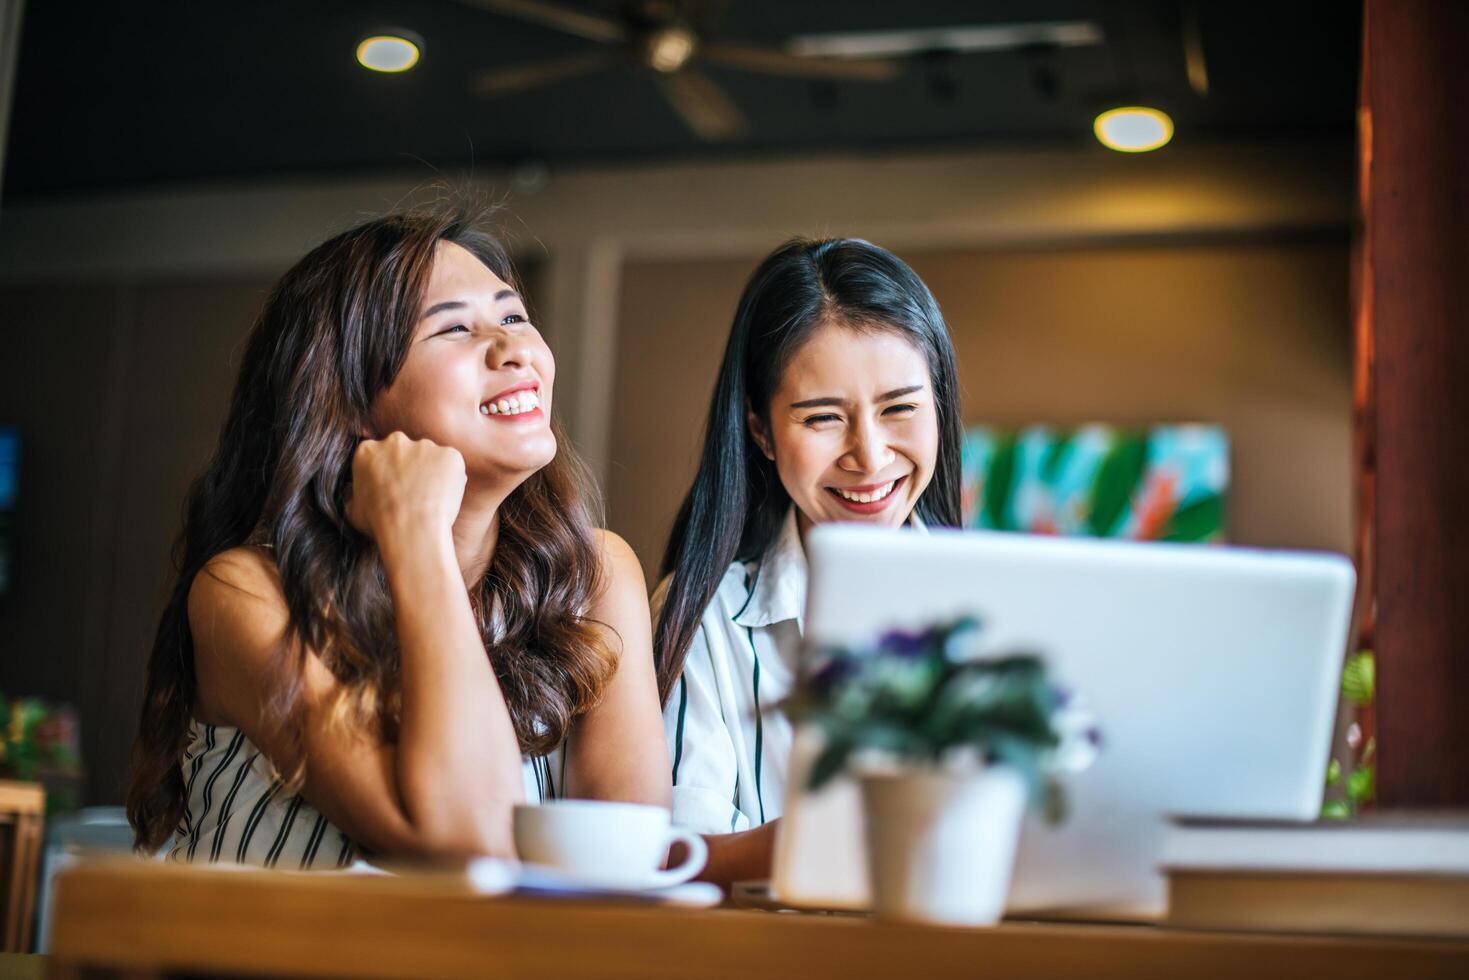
[467,438,557,483]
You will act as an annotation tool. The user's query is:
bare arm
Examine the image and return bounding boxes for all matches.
[670,821,779,890]
[192,434,525,859]
[560,530,671,806]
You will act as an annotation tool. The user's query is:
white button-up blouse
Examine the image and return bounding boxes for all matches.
[660,507,926,835]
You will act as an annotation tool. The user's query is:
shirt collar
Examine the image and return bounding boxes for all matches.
[732,506,931,633]
[733,507,808,632]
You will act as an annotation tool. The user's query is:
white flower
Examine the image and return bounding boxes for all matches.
[1049,701,1101,774]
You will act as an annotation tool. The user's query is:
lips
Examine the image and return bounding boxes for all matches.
[486,380,539,404]
[826,474,908,514]
[479,381,543,419]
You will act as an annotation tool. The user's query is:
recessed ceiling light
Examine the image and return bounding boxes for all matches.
[357,33,421,74]
[1093,107,1174,153]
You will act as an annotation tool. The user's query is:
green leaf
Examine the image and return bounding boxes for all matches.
[1320,800,1353,820]
[1085,433,1149,537]
[1159,493,1224,542]
[982,435,1019,531]
[1326,758,1341,786]
[1347,764,1375,805]
[808,740,852,791]
[1341,651,1375,706]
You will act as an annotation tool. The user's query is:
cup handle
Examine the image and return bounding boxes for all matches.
[645,827,708,889]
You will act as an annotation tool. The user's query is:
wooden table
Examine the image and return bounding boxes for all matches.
[45,859,1469,979]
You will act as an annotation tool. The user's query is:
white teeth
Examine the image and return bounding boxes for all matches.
[834,480,896,504]
[482,390,540,417]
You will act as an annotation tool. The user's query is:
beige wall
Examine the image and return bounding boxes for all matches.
[607,239,1351,578]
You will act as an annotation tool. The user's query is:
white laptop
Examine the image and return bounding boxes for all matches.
[769,525,1355,918]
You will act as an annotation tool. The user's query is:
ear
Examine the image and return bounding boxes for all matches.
[746,404,775,461]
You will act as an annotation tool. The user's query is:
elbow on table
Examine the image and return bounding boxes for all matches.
[371,801,520,862]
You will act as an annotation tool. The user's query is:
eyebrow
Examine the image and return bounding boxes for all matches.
[419,289,519,320]
[790,384,925,409]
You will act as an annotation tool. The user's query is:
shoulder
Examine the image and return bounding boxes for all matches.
[591,529,647,596]
[691,561,755,642]
[652,559,751,623]
[592,528,643,579]
[587,530,652,653]
[189,546,289,660]
[191,546,283,615]
[189,546,294,724]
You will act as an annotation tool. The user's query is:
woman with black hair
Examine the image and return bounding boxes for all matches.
[656,238,963,887]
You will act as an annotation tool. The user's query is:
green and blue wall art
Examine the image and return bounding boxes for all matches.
[960,425,1228,542]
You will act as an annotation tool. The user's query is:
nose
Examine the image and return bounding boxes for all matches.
[485,331,530,373]
[841,414,895,476]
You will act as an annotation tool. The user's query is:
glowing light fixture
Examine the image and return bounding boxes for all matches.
[646,25,698,73]
[357,34,421,73]
[1093,106,1174,153]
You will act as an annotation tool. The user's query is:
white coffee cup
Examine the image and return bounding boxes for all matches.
[512,800,708,890]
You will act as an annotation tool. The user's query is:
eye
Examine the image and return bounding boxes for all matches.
[501,312,528,326]
[802,413,843,427]
[883,403,918,416]
[437,323,470,336]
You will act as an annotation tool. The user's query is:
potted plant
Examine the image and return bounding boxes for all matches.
[1,694,84,814]
[788,617,1099,925]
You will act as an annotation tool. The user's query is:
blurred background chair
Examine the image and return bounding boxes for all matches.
[0,779,43,952]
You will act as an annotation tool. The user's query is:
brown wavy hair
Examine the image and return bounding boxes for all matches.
[127,208,614,852]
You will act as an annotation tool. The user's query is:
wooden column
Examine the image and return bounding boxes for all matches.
[1362,0,1469,805]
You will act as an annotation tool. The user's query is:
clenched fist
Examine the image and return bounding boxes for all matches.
[345,432,467,546]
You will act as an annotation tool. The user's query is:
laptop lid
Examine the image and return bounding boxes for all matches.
[772,526,1355,916]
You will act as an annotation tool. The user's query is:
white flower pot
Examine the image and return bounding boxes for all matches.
[860,766,1027,925]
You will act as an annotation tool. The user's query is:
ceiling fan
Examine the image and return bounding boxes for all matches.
[449,0,898,140]
[450,0,1103,142]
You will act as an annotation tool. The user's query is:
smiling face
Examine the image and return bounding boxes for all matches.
[369,240,557,486]
[751,320,940,538]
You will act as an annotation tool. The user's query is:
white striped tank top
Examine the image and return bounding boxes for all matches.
[168,719,563,868]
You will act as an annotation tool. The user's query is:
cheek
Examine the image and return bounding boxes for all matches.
[771,426,837,491]
[902,417,942,487]
[372,357,471,436]
[537,340,556,387]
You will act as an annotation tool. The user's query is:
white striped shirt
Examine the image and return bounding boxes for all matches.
[168,719,560,867]
[662,508,927,835]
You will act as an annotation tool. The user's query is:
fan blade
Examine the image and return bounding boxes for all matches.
[448,0,627,44]
[658,70,748,141]
[785,21,1103,60]
[469,50,618,97]
[700,43,899,82]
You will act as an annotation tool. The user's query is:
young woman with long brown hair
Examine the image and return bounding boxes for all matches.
[128,209,668,866]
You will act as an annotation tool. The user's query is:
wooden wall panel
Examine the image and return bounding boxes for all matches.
[1364,0,1469,805]
[0,279,267,804]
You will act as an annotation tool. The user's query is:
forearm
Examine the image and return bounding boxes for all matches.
[382,531,524,854]
[696,820,780,889]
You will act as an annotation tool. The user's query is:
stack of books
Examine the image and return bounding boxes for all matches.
[1161,813,1469,938]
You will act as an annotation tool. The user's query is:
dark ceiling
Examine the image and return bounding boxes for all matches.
[2,1,1360,201]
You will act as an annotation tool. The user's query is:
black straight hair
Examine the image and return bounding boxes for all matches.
[653,237,963,703]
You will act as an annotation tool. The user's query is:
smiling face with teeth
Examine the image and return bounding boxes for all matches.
[749,320,940,539]
[370,241,557,486]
